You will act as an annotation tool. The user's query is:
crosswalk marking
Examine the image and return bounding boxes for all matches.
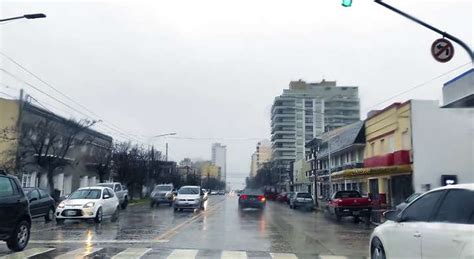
[0,248,55,259]
[166,249,199,259]
[111,248,151,259]
[270,252,298,259]
[54,247,103,259]
[221,250,247,259]
[0,247,364,259]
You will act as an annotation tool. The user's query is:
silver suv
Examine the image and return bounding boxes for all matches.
[150,184,176,207]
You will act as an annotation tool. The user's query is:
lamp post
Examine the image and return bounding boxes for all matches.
[0,13,46,23]
[150,133,177,161]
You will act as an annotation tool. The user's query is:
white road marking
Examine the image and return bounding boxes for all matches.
[111,248,151,259]
[221,250,247,259]
[270,253,298,259]
[54,247,103,259]
[167,249,199,259]
[0,248,55,259]
[29,239,168,244]
[318,256,349,259]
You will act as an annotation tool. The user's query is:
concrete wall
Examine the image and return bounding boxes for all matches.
[0,98,20,171]
[411,100,474,192]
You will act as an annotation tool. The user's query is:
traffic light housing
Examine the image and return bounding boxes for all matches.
[342,0,352,7]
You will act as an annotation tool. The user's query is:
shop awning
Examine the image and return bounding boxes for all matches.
[319,165,412,181]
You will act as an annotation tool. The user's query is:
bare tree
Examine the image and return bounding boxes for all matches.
[19,118,97,193]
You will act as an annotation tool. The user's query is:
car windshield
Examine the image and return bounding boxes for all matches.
[297,193,312,198]
[68,189,102,199]
[178,187,199,195]
[334,191,361,199]
[96,184,114,189]
[405,193,421,203]
[154,186,172,191]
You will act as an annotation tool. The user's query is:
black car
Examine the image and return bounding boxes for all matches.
[238,189,266,210]
[0,171,32,251]
[24,187,56,221]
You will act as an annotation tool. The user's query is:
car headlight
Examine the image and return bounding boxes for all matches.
[83,202,95,208]
[58,202,65,209]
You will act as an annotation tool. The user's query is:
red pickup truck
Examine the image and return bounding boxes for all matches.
[327,190,372,223]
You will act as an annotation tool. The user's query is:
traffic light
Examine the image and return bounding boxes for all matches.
[342,0,352,7]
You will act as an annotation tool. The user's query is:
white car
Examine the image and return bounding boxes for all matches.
[173,186,205,212]
[55,187,120,223]
[370,184,474,259]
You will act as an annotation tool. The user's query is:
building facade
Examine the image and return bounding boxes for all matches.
[271,79,360,187]
[0,97,113,196]
[250,139,271,177]
[306,121,365,200]
[211,143,226,182]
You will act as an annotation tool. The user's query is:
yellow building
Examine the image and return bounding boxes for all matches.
[200,162,221,180]
[0,98,20,172]
[363,101,413,206]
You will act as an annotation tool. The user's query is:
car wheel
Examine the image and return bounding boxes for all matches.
[150,201,154,208]
[45,207,55,222]
[121,197,128,210]
[94,208,103,223]
[6,220,30,252]
[111,206,120,222]
[371,238,386,259]
[353,216,360,223]
[56,219,64,224]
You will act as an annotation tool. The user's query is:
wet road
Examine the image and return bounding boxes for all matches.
[0,195,373,258]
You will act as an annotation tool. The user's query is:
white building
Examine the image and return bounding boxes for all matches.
[212,143,227,182]
[410,100,474,192]
[271,79,360,183]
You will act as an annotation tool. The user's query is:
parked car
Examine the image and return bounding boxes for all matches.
[0,171,31,251]
[218,190,225,195]
[210,191,218,195]
[370,184,474,259]
[96,182,129,209]
[276,192,289,203]
[150,184,176,207]
[289,192,314,210]
[55,187,120,223]
[394,192,422,212]
[174,186,205,212]
[24,187,56,222]
[327,190,371,223]
[238,188,266,210]
[286,192,295,205]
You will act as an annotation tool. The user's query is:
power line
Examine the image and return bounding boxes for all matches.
[0,52,146,144]
[0,68,144,144]
[367,62,472,110]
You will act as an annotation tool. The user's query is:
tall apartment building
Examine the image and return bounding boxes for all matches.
[271,79,360,184]
[211,143,227,182]
[250,140,271,177]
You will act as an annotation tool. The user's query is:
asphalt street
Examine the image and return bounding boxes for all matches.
[0,195,373,258]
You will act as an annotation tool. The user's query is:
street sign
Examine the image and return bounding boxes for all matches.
[431,38,454,63]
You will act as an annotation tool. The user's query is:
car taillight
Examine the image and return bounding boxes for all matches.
[258,195,266,202]
[240,194,248,200]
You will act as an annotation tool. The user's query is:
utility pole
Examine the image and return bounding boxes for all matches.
[328,141,332,198]
[14,89,25,175]
[165,143,168,161]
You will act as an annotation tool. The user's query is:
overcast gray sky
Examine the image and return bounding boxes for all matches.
[1,0,472,187]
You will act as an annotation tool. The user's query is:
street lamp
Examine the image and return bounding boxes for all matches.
[150,132,177,161]
[0,13,46,23]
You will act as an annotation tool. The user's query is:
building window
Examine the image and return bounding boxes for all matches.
[387,134,395,153]
[21,174,32,188]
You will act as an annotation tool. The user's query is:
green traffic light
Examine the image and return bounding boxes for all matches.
[342,0,352,7]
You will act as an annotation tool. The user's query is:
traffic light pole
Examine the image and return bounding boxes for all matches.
[374,0,474,63]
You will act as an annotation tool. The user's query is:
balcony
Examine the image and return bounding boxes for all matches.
[364,150,410,168]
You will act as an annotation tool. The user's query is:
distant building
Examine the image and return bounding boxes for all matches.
[250,139,271,177]
[211,143,226,182]
[271,79,360,188]
[200,161,221,180]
